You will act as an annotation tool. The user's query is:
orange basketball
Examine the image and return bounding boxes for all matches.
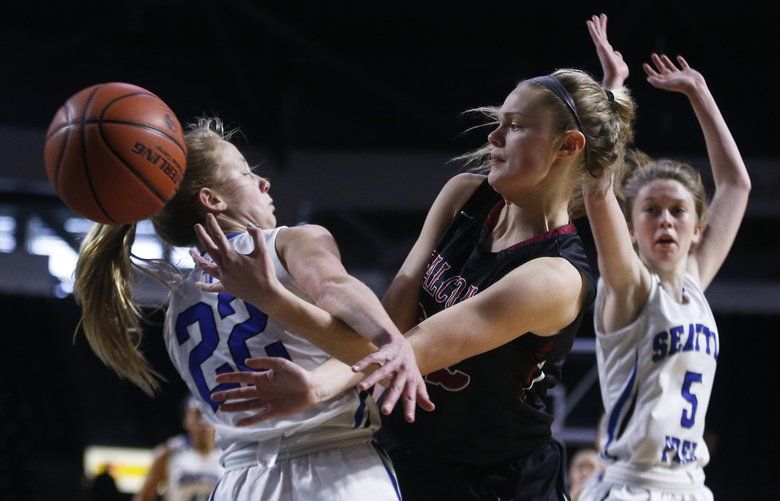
[44,83,187,224]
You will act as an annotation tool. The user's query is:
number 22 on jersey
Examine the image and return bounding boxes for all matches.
[175,293,290,411]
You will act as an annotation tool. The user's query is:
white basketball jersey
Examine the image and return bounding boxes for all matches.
[164,228,379,466]
[594,273,718,471]
[164,435,222,501]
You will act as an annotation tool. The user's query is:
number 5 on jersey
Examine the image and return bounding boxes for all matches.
[680,371,703,428]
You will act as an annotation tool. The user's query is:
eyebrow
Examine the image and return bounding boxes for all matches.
[641,196,692,204]
[499,111,530,118]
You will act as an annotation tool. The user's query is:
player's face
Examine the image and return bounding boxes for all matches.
[216,141,276,229]
[630,179,701,272]
[183,402,215,448]
[486,84,560,196]
[568,450,601,489]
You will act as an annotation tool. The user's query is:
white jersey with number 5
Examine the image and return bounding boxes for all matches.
[594,272,717,474]
[163,227,379,467]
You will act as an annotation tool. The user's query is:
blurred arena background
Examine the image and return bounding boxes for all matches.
[1,1,777,498]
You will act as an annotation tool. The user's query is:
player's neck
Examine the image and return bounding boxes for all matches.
[490,201,569,248]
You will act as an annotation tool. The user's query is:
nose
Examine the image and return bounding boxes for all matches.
[488,125,503,147]
[659,210,673,227]
[259,177,271,193]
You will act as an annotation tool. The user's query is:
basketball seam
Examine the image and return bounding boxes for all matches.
[52,103,73,196]
[100,92,186,154]
[49,118,187,156]
[45,96,186,156]
[81,85,119,224]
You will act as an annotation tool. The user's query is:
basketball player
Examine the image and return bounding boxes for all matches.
[74,117,435,500]
[191,63,636,499]
[134,397,222,501]
[579,14,750,500]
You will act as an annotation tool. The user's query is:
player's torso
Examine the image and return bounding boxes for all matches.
[389,180,594,465]
[596,273,718,470]
[164,436,222,501]
[163,229,378,456]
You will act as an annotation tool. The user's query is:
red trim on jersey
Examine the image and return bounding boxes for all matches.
[482,199,577,252]
[522,340,555,386]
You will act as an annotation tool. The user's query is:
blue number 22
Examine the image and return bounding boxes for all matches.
[680,371,703,428]
[175,293,289,411]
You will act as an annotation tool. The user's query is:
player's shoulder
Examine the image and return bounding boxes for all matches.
[435,173,487,215]
[276,224,334,251]
[441,173,485,197]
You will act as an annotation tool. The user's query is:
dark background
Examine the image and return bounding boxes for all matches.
[1,1,778,499]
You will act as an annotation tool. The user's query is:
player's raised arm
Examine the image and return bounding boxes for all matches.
[584,13,650,331]
[643,54,751,289]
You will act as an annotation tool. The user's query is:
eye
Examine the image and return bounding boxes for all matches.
[508,122,523,132]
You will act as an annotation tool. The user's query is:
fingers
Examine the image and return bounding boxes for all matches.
[190,249,220,275]
[245,357,288,371]
[211,385,258,402]
[247,225,268,259]
[378,376,406,415]
[214,370,268,385]
[676,55,690,69]
[643,62,660,79]
[218,398,268,413]
[401,380,417,423]
[194,223,220,261]
[195,281,225,293]
[357,363,395,392]
[599,13,608,33]
[416,382,436,412]
[351,352,385,375]
[659,54,678,72]
[205,213,233,256]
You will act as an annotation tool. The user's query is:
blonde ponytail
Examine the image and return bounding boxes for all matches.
[74,223,162,395]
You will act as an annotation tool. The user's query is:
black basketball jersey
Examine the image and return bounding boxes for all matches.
[383,179,595,466]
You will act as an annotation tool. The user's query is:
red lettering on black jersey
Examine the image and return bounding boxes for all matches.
[422,251,479,308]
[425,367,471,391]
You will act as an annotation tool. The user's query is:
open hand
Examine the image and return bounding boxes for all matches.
[352,336,435,422]
[587,13,628,89]
[643,53,705,96]
[211,357,319,426]
[191,213,282,307]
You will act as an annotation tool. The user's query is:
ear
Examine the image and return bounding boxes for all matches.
[557,130,586,159]
[691,221,703,246]
[198,187,228,213]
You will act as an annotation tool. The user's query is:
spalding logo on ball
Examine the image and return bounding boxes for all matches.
[44,82,187,224]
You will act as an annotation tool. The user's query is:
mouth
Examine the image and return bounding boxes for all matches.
[654,235,677,247]
[489,153,505,163]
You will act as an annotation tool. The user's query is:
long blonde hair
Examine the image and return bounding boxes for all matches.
[73,117,237,394]
[456,69,636,217]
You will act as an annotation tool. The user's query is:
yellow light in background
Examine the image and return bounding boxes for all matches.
[83,445,154,494]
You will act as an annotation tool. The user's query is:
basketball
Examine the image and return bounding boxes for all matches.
[43,83,187,224]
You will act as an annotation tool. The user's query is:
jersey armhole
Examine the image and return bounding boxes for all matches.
[595,275,658,341]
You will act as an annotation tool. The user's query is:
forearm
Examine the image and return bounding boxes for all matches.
[257,286,379,366]
[310,357,370,403]
[686,81,751,189]
[583,186,642,288]
[316,277,402,345]
[382,273,423,333]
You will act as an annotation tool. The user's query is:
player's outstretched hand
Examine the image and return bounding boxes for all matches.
[191,213,282,307]
[643,53,705,96]
[586,13,628,89]
[211,357,319,426]
[352,336,435,422]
